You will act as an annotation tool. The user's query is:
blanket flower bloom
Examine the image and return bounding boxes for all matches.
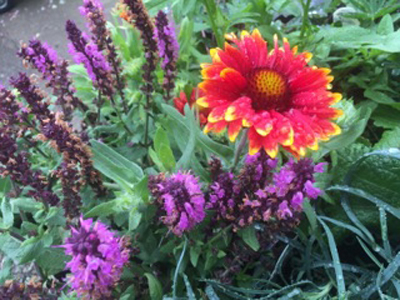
[198,30,342,157]
[148,172,206,236]
[61,217,130,299]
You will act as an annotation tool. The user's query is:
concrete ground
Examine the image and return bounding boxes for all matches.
[0,0,115,85]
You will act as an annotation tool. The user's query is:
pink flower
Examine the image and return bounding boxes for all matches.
[60,217,130,299]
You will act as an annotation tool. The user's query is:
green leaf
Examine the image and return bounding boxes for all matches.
[318,218,346,298]
[377,14,394,35]
[177,105,196,170]
[12,197,41,213]
[238,226,260,251]
[154,127,170,154]
[374,127,400,150]
[0,234,21,262]
[183,274,196,300]
[158,143,176,172]
[162,104,234,162]
[36,248,68,276]
[0,177,11,197]
[205,285,220,300]
[144,273,163,300]
[19,236,45,264]
[190,246,201,267]
[129,208,142,231]
[363,252,400,298]
[364,90,395,105]
[91,139,144,191]
[149,148,165,172]
[84,200,118,218]
[372,104,400,129]
[1,197,13,229]
[314,102,375,159]
[329,185,400,220]
[329,149,400,237]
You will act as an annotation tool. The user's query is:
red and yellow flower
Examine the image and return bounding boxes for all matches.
[198,30,342,158]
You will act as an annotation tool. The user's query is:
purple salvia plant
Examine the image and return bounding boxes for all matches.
[121,0,158,145]
[18,39,88,119]
[79,0,127,111]
[11,73,107,198]
[154,10,179,101]
[206,152,325,237]
[0,86,28,133]
[149,171,206,236]
[0,278,59,299]
[60,217,130,299]
[121,0,158,96]
[0,128,60,206]
[66,20,115,112]
[55,161,82,220]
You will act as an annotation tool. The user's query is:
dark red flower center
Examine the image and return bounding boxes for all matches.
[246,69,290,112]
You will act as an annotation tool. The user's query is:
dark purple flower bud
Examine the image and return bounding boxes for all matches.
[149,172,206,236]
[66,20,114,100]
[121,0,158,97]
[0,86,26,131]
[206,154,325,236]
[0,278,59,299]
[56,161,82,219]
[79,0,127,111]
[60,217,130,299]
[11,74,106,197]
[0,129,60,206]
[18,39,88,118]
[154,10,179,101]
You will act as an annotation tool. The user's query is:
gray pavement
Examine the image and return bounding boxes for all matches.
[0,0,115,85]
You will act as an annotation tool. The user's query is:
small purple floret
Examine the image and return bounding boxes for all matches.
[149,172,205,236]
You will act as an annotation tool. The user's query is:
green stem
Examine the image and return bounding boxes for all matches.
[231,129,248,172]
[206,224,233,246]
[300,0,312,39]
[110,95,132,135]
[23,137,49,159]
[202,0,225,48]
[173,237,188,299]
[143,94,151,148]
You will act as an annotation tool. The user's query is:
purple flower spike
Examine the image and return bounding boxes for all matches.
[61,217,130,299]
[79,0,127,111]
[206,153,326,237]
[149,172,205,236]
[18,39,88,118]
[66,20,114,100]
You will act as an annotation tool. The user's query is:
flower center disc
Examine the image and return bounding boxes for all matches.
[247,69,289,111]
